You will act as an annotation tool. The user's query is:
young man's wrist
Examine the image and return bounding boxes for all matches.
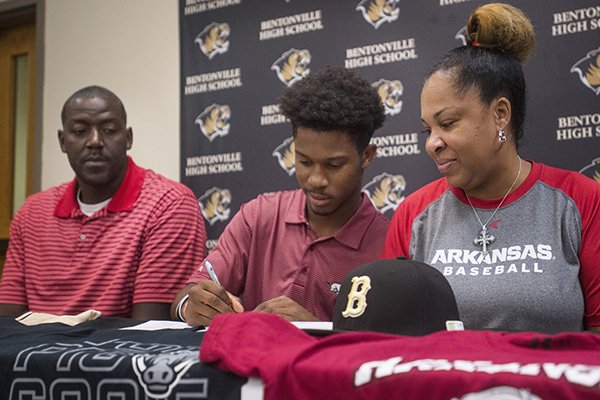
[175,294,190,322]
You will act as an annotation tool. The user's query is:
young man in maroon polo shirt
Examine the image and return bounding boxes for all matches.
[172,66,389,324]
[0,86,206,320]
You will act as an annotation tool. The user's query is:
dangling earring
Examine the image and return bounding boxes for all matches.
[498,128,507,142]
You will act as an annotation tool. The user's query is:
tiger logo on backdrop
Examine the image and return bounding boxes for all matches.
[570,47,600,95]
[455,26,468,45]
[272,137,295,176]
[356,0,400,29]
[579,157,600,184]
[271,49,311,87]
[198,187,232,225]
[372,79,404,116]
[362,173,406,214]
[195,22,230,59]
[195,104,231,142]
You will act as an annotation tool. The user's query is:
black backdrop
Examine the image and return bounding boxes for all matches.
[179,0,600,250]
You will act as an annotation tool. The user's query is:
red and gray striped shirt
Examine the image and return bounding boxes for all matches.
[0,157,206,317]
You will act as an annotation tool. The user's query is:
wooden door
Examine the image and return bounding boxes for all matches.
[0,21,36,271]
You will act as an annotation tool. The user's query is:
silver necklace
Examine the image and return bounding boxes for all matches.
[465,157,522,255]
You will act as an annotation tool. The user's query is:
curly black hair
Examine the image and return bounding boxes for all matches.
[279,66,385,152]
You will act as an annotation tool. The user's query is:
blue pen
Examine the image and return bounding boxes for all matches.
[204,259,221,286]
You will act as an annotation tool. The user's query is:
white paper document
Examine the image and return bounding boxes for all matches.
[291,321,333,331]
[120,320,207,331]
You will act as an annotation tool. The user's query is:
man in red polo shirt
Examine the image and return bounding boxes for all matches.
[0,86,206,320]
[172,66,389,325]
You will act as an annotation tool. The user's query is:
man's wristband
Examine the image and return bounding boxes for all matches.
[176,294,190,323]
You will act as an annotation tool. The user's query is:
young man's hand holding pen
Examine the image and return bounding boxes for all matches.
[174,260,244,326]
[172,259,319,325]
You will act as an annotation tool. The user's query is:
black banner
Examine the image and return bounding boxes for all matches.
[180,0,600,249]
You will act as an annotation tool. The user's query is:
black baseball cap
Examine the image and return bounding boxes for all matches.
[331,257,460,336]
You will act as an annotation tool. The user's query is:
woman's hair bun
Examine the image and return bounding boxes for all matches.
[467,3,535,63]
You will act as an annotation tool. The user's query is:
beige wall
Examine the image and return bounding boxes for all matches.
[42,0,180,189]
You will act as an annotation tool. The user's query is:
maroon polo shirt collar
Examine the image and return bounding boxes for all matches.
[284,191,373,250]
[54,156,145,217]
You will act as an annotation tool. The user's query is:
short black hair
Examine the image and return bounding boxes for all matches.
[279,66,385,152]
[61,85,127,125]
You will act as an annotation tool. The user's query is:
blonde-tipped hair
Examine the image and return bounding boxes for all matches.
[424,3,536,146]
[467,3,535,63]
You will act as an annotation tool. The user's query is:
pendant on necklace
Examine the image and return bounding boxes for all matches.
[474,226,495,255]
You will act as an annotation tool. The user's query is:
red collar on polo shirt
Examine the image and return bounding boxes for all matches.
[54,156,146,218]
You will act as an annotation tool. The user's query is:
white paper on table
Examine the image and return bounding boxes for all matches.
[291,321,333,332]
[120,320,208,331]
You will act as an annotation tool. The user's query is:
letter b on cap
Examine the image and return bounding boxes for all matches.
[342,276,371,318]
